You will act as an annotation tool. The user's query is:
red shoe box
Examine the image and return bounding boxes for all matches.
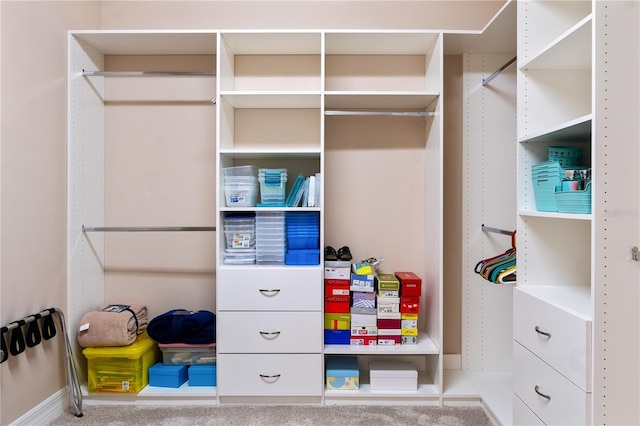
[325,295,350,313]
[400,296,420,314]
[395,272,422,297]
[325,279,350,296]
[377,318,401,329]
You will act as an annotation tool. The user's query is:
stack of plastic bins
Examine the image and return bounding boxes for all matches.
[285,212,320,265]
[258,169,288,206]
[255,211,286,265]
[531,161,563,212]
[224,165,258,207]
[223,213,256,265]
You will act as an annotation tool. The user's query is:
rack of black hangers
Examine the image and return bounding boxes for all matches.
[1,307,83,417]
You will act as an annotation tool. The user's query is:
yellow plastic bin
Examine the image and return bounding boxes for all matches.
[83,332,159,393]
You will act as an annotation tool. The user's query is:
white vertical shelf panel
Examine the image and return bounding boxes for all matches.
[68,33,107,383]
[461,52,516,374]
[592,1,640,424]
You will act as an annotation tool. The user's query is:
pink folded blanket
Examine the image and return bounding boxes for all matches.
[77,303,148,347]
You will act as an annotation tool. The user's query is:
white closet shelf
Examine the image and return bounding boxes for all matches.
[324,92,439,110]
[324,333,439,355]
[220,92,321,108]
[517,114,592,144]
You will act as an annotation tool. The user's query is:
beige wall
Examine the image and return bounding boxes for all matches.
[1,1,504,423]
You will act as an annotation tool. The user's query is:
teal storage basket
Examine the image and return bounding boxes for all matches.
[532,161,563,212]
[555,182,592,214]
[548,146,583,167]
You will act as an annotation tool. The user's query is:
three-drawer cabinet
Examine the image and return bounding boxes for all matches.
[217,267,323,400]
[513,287,592,425]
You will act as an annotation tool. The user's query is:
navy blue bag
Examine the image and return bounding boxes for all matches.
[147,309,216,344]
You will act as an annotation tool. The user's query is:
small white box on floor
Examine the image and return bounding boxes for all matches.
[369,360,418,391]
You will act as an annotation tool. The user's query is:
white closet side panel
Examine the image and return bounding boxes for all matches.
[593,1,640,424]
[67,34,106,381]
[461,53,516,373]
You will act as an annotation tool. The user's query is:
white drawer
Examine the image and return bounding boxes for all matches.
[217,267,322,311]
[217,353,323,396]
[513,393,544,426]
[513,341,590,426]
[513,287,591,391]
[217,311,322,353]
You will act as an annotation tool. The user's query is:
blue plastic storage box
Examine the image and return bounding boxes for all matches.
[188,364,217,387]
[148,362,188,388]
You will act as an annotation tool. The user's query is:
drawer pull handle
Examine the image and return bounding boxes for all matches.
[259,373,281,382]
[534,385,551,401]
[259,289,281,296]
[259,331,281,338]
[535,325,551,338]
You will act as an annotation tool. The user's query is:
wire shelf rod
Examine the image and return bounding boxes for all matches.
[82,226,216,232]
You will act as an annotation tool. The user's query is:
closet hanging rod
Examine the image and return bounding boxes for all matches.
[481,224,513,236]
[482,56,517,86]
[325,110,435,117]
[82,70,216,77]
[82,226,216,232]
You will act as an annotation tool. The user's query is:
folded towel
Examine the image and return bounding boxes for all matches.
[147,309,216,344]
[77,303,148,348]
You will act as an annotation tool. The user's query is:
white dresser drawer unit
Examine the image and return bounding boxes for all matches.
[217,353,323,396]
[217,267,322,311]
[216,311,322,353]
[513,393,545,426]
[513,341,590,426]
[513,287,592,392]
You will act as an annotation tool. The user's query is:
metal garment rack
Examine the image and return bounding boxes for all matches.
[482,56,517,86]
[1,308,83,417]
[325,110,436,117]
[83,226,216,232]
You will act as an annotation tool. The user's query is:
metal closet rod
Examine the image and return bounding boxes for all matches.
[325,110,436,117]
[83,70,216,77]
[481,224,514,236]
[482,56,517,86]
[83,226,216,232]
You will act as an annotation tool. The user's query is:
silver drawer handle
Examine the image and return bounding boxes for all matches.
[259,288,281,296]
[534,385,551,400]
[259,374,281,381]
[535,325,551,338]
[259,331,281,337]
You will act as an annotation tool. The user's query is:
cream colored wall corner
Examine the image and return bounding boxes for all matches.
[0,3,100,424]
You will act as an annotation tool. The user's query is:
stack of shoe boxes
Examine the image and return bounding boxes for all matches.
[396,272,422,345]
[376,273,401,345]
[324,261,352,344]
[349,265,377,345]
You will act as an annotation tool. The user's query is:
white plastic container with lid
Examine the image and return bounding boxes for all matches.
[369,360,418,391]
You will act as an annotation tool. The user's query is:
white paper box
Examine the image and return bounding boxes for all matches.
[369,360,418,391]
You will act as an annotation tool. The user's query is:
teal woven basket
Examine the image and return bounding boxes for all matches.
[548,146,583,167]
[554,182,592,214]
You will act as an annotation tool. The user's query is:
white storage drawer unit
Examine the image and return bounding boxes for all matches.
[216,311,322,353]
[217,353,323,396]
[217,267,322,311]
[513,287,592,392]
[513,341,590,425]
[513,394,544,426]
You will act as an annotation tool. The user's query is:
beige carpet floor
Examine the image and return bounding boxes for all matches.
[49,404,493,426]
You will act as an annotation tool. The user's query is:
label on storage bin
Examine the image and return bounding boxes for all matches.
[231,233,251,248]
[121,381,130,391]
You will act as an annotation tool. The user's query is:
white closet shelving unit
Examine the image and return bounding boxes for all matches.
[515,1,640,425]
[67,30,219,402]
[68,29,445,405]
[448,2,516,425]
[322,31,442,404]
[215,30,325,404]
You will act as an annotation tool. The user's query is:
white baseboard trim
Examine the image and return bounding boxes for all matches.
[11,388,73,426]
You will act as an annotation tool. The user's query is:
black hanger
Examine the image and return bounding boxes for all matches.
[42,310,57,340]
[9,320,26,356]
[26,314,42,348]
[1,327,8,363]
